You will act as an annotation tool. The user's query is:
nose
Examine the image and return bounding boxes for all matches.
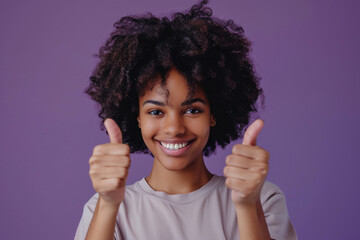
[163,112,186,137]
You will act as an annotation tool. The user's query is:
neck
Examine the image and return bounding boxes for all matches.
[145,156,213,194]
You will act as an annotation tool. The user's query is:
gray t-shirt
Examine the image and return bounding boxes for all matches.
[75,175,297,240]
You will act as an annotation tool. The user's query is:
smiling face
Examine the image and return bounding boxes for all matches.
[138,68,215,172]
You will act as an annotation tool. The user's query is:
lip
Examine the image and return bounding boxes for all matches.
[156,139,195,157]
[155,139,195,144]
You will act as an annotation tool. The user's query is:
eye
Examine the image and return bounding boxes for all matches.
[148,110,163,116]
[185,108,202,114]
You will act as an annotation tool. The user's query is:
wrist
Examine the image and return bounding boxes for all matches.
[235,199,266,225]
[235,202,256,215]
[99,196,121,212]
[234,198,260,212]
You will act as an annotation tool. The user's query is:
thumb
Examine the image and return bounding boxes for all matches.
[242,119,264,146]
[104,118,123,144]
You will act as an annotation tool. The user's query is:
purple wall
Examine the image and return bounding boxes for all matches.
[1,0,359,239]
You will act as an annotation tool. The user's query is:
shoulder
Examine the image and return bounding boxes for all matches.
[214,176,288,209]
[81,193,99,212]
[260,181,298,239]
[124,178,147,197]
[212,176,284,199]
[81,179,143,210]
[260,180,287,207]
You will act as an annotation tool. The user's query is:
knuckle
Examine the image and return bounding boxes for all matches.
[121,144,131,154]
[225,177,232,187]
[89,169,97,177]
[118,168,125,177]
[124,157,131,168]
[263,150,270,160]
[264,152,270,163]
[264,163,269,171]
[225,156,231,165]
[260,150,270,161]
[232,144,241,154]
[122,168,129,177]
[226,155,237,165]
[93,145,100,154]
[255,150,265,161]
[114,178,123,188]
[252,173,264,185]
[223,166,229,176]
[254,172,262,180]
[92,182,99,191]
[258,163,269,174]
[89,156,99,165]
[93,145,103,155]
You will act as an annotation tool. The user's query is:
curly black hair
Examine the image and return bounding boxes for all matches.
[85,0,263,156]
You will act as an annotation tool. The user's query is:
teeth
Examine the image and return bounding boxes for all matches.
[161,141,189,150]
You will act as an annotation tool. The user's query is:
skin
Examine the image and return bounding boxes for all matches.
[225,119,272,239]
[85,118,130,240]
[85,68,271,240]
[137,68,215,194]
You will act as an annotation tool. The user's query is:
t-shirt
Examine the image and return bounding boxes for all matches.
[75,175,297,240]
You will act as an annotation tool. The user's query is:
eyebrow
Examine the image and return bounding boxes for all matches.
[181,98,206,106]
[143,100,165,106]
[142,98,206,106]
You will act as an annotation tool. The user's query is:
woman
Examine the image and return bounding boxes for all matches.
[75,1,297,239]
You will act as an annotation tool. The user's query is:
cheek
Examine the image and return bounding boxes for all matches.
[188,118,211,139]
[140,118,158,139]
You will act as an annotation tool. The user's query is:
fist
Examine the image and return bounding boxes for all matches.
[224,119,269,206]
[89,118,131,206]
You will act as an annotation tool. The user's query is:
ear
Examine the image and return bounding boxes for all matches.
[210,114,216,127]
[137,116,141,128]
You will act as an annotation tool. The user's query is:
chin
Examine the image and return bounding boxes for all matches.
[157,157,190,171]
[157,152,203,172]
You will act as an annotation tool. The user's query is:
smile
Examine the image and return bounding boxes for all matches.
[160,141,189,150]
[157,139,194,157]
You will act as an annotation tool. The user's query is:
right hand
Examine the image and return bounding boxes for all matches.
[89,118,131,207]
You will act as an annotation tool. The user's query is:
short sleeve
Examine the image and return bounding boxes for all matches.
[74,193,121,240]
[261,182,298,240]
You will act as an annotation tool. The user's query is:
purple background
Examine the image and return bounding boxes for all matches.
[1,0,359,239]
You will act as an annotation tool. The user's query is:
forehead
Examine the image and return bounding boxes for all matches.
[140,68,206,103]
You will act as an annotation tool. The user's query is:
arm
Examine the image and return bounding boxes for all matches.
[85,197,120,240]
[224,119,271,240]
[235,200,271,240]
[85,118,130,240]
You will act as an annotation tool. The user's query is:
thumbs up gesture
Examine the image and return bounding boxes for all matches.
[89,118,131,207]
[224,119,269,206]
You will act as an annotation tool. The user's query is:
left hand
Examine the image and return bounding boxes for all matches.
[224,119,269,207]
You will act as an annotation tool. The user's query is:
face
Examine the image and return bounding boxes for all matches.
[137,68,215,172]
